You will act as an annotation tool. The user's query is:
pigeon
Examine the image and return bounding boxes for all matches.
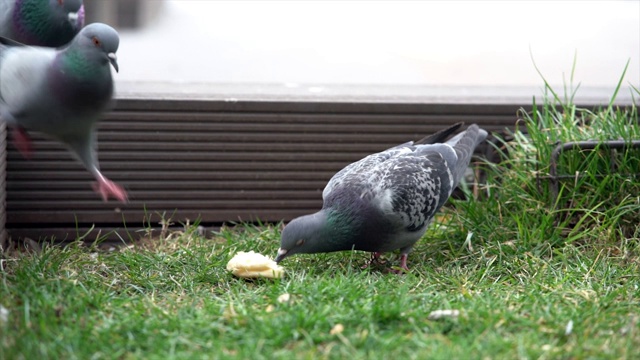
[0,22,127,203]
[0,0,84,47]
[275,123,488,271]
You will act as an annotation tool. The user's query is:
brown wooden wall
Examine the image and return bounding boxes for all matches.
[6,98,525,243]
[0,122,6,249]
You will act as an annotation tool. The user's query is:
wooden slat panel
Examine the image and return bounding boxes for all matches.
[7,160,361,171]
[0,122,6,249]
[7,180,327,191]
[8,208,317,224]
[6,98,524,242]
[7,170,337,181]
[9,190,321,201]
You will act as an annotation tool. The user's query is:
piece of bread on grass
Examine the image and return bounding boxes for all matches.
[226,251,284,279]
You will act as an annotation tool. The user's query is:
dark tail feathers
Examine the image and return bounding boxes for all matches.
[414,122,464,145]
[446,124,488,188]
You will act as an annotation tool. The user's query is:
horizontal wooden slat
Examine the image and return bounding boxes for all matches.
[9,198,319,210]
[110,97,534,115]
[7,180,327,191]
[92,132,461,143]
[8,209,317,224]
[10,189,321,201]
[9,151,367,163]
[101,115,509,128]
[12,142,415,153]
[7,170,337,181]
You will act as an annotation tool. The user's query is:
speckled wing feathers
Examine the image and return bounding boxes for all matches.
[322,146,404,201]
[322,123,464,201]
[322,124,487,233]
[374,149,455,231]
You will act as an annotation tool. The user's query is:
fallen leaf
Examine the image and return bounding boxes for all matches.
[564,320,573,336]
[427,309,460,320]
[223,303,237,320]
[0,305,8,323]
[277,293,291,303]
[330,323,344,335]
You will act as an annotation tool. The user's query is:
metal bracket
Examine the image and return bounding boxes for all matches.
[548,140,640,203]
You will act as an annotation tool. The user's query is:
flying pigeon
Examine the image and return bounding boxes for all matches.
[275,123,488,271]
[0,22,128,203]
[0,0,84,47]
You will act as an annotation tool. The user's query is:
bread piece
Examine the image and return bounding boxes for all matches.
[226,251,284,279]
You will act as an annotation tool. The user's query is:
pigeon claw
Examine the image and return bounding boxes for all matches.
[390,254,410,274]
[12,126,33,159]
[92,178,128,203]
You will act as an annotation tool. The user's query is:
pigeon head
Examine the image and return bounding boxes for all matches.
[48,23,119,113]
[275,203,372,263]
[276,211,331,263]
[72,22,119,72]
[54,0,85,31]
[275,209,352,262]
[13,0,85,46]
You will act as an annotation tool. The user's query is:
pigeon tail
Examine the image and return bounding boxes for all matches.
[446,124,488,188]
[414,122,464,145]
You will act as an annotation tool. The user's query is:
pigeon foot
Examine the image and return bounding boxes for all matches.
[390,254,410,274]
[12,127,33,159]
[92,177,128,203]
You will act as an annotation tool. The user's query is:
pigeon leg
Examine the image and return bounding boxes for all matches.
[11,126,33,159]
[398,253,410,271]
[390,254,410,274]
[91,171,128,203]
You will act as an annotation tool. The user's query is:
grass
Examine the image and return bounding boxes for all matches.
[2,80,640,359]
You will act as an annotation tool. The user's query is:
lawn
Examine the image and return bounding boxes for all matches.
[1,80,639,359]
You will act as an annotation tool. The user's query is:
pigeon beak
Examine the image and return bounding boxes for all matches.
[108,53,119,73]
[68,12,79,26]
[274,248,288,263]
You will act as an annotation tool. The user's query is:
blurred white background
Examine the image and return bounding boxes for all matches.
[110,0,639,97]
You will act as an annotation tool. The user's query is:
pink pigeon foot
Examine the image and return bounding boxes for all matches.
[12,126,33,159]
[92,177,128,203]
[390,254,410,274]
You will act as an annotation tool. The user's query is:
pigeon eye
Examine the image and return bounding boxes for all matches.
[92,37,101,47]
[295,239,305,246]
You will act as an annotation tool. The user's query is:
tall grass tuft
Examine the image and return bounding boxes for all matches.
[455,68,640,257]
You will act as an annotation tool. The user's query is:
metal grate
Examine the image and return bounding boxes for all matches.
[548,140,640,203]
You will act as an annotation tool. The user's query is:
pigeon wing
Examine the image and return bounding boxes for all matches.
[370,144,458,231]
[322,123,464,201]
[322,146,408,201]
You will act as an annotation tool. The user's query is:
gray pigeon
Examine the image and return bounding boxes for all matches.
[275,123,488,271]
[0,22,127,203]
[0,0,84,47]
